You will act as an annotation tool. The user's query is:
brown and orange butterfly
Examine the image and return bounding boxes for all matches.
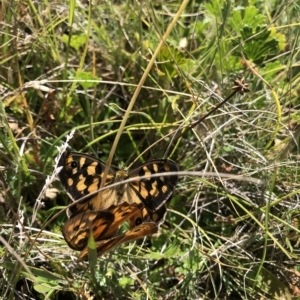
[58,150,178,257]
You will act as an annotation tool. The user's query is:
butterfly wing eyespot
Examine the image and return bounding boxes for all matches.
[128,204,167,230]
[135,217,143,226]
[70,161,77,168]
[128,208,145,229]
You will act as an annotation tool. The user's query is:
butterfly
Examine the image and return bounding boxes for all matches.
[58,150,178,255]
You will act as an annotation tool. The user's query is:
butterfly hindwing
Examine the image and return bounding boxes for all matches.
[100,202,144,240]
[78,222,158,260]
[128,204,167,229]
[62,210,114,251]
[62,202,144,251]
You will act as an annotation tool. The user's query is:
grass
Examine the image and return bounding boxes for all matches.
[1,0,300,299]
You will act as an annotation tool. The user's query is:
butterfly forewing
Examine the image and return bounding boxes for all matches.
[129,160,178,211]
[58,151,116,216]
[58,152,178,217]
[58,151,115,199]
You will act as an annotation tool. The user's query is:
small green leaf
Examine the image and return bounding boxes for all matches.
[223,146,233,152]
[87,229,98,267]
[163,240,180,257]
[229,6,265,32]
[229,7,281,65]
[75,71,101,90]
[157,45,185,79]
[34,283,55,294]
[144,240,180,259]
[59,34,87,50]
[119,276,134,287]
